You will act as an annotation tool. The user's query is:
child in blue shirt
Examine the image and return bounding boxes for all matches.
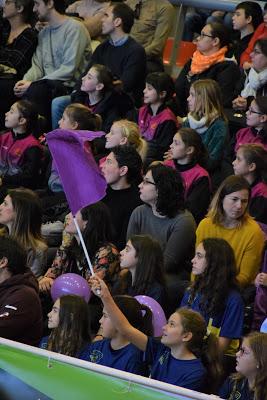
[90,277,222,393]
[181,238,244,357]
[89,295,152,375]
[39,295,91,360]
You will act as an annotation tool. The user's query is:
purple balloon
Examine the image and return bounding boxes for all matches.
[135,295,166,337]
[51,273,91,302]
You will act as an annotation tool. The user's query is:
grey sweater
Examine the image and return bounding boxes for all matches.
[127,205,196,275]
[24,17,91,87]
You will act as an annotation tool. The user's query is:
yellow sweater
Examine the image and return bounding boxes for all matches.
[196,217,265,287]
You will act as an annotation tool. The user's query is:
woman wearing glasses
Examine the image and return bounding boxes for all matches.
[175,22,240,116]
[127,164,196,282]
[219,332,267,400]
[0,0,37,129]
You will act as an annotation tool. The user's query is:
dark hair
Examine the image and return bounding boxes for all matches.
[111,2,134,33]
[239,143,267,183]
[91,64,114,92]
[178,128,208,166]
[254,38,267,58]
[111,145,143,185]
[189,238,238,316]
[114,295,153,336]
[15,100,41,136]
[146,72,175,102]
[208,22,231,49]
[0,236,27,275]
[43,0,66,14]
[254,96,267,143]
[177,308,222,392]
[47,295,91,357]
[147,164,185,218]
[15,0,35,24]
[64,103,102,130]
[208,175,251,225]
[235,2,263,29]
[129,235,165,295]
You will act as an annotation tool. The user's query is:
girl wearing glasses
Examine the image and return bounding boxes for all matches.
[219,332,267,400]
[233,144,267,224]
[175,22,240,116]
[234,96,267,152]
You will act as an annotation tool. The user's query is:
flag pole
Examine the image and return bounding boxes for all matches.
[73,216,95,276]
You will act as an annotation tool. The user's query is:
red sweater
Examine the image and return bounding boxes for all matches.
[240,23,267,66]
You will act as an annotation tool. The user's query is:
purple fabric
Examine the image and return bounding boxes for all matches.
[46,129,107,214]
[252,249,267,330]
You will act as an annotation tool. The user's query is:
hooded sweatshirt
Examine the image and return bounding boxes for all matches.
[0,270,42,346]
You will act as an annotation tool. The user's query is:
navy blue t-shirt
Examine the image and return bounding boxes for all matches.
[219,377,254,400]
[89,338,146,375]
[180,289,244,355]
[39,336,91,361]
[145,337,206,391]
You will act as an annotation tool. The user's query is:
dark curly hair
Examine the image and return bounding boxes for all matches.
[147,164,185,218]
[188,238,239,316]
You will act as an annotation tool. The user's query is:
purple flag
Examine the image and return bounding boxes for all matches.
[46,129,107,214]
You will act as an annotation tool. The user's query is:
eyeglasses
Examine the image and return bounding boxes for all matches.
[248,107,264,115]
[142,178,156,186]
[198,32,214,39]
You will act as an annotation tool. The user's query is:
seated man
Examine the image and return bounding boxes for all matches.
[0,236,42,346]
[125,0,174,73]
[101,145,143,250]
[14,0,91,127]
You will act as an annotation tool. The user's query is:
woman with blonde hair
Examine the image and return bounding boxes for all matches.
[219,332,267,400]
[0,188,47,278]
[196,175,264,288]
[105,119,147,161]
[183,79,229,176]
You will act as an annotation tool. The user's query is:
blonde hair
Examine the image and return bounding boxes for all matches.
[191,79,227,126]
[113,120,147,161]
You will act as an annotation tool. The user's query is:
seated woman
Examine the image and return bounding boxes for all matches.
[181,238,244,370]
[196,175,265,289]
[219,332,267,400]
[127,164,196,279]
[0,188,47,278]
[175,22,240,116]
[40,295,91,360]
[0,0,38,129]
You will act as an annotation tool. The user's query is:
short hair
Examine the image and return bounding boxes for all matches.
[0,236,27,275]
[91,64,114,92]
[235,1,263,29]
[146,72,175,102]
[43,0,66,14]
[147,164,185,218]
[254,38,267,58]
[207,22,231,49]
[111,2,134,33]
[111,145,143,185]
[208,175,251,225]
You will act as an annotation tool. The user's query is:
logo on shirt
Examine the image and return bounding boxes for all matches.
[158,350,169,365]
[90,350,103,364]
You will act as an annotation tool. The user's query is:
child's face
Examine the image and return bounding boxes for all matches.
[138,170,157,205]
[64,210,87,234]
[161,312,186,347]
[233,149,251,177]
[105,123,127,149]
[5,103,23,130]
[232,9,251,31]
[246,100,265,128]
[251,45,267,72]
[58,111,77,130]
[143,83,160,105]
[170,132,188,160]
[81,67,99,93]
[236,338,258,377]
[0,195,16,226]
[99,308,116,338]
[191,243,207,276]
[48,298,60,329]
[187,87,196,112]
[120,240,138,270]
[101,152,122,185]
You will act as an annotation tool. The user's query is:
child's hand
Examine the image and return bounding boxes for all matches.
[89,276,110,299]
[256,272,267,287]
[243,62,252,71]
[163,149,172,160]
[232,96,247,111]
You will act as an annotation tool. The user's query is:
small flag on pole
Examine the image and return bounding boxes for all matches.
[46,129,107,215]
